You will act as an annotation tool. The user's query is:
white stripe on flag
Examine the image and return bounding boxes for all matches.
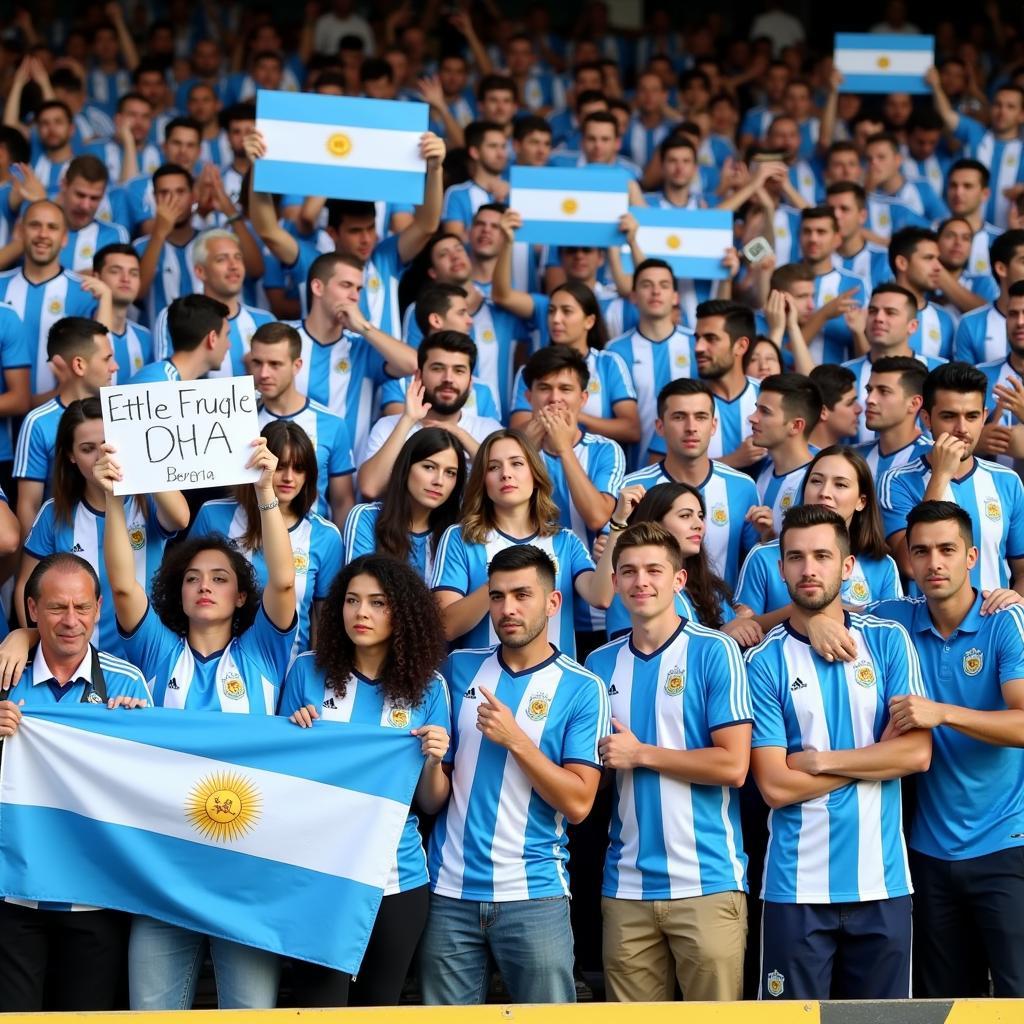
[4,717,408,888]
[258,118,423,174]
[512,186,627,223]
[635,225,733,258]
[834,49,931,76]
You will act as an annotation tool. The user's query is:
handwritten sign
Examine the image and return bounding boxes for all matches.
[100,376,262,495]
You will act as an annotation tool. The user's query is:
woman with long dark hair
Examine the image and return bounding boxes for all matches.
[506,280,640,445]
[431,429,614,658]
[280,554,450,1007]
[190,420,343,660]
[736,444,902,624]
[15,398,189,657]
[344,427,466,579]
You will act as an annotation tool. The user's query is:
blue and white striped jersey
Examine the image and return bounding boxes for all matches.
[647,377,760,461]
[755,458,812,534]
[878,454,1024,592]
[510,347,637,421]
[586,619,751,899]
[428,645,610,901]
[110,321,154,383]
[853,435,932,479]
[842,351,945,443]
[954,303,1007,365]
[808,270,866,366]
[60,220,129,273]
[280,655,452,894]
[343,501,436,580]
[132,234,200,327]
[13,398,63,487]
[153,302,275,376]
[746,613,924,903]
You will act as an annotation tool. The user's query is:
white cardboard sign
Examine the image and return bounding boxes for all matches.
[100,376,262,495]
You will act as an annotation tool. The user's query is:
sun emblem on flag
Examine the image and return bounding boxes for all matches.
[293,551,309,574]
[186,772,261,842]
[711,503,728,526]
[388,706,411,728]
[876,55,891,69]
[853,660,876,688]
[527,693,551,721]
[985,498,1002,522]
[664,667,685,696]
[561,197,579,215]
[963,647,983,676]
[666,234,681,250]
[127,524,146,550]
[326,132,352,158]
[222,672,246,700]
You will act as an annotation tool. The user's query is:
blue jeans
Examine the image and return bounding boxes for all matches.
[419,894,576,1004]
[128,916,281,1010]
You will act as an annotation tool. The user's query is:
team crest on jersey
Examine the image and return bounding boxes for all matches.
[767,970,785,997]
[222,672,246,700]
[985,498,1002,522]
[335,358,351,374]
[134,355,143,369]
[664,667,685,696]
[526,693,551,721]
[675,353,689,368]
[85,689,104,704]
[48,299,63,315]
[293,550,310,574]
[878,211,890,227]
[368,276,380,291]
[81,246,93,260]
[387,705,410,729]
[127,523,146,550]
[481,329,495,343]
[780,489,795,511]
[711,503,728,526]
[853,660,876,688]
[963,647,983,676]
[822,293,835,304]
[848,578,869,603]
[588,379,600,393]
[928,327,939,341]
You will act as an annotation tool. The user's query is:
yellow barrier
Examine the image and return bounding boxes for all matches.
[2,1002,1024,1023]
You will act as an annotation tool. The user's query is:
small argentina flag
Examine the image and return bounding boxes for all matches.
[510,166,631,247]
[254,89,428,204]
[630,207,734,281]
[833,34,934,94]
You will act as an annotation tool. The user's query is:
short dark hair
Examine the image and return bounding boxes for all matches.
[922,362,987,413]
[513,115,551,142]
[93,242,139,274]
[36,99,72,124]
[826,180,867,209]
[574,88,608,114]
[65,154,108,186]
[582,109,619,135]
[659,135,697,161]
[152,162,193,189]
[166,294,229,353]
[307,251,363,309]
[865,131,900,153]
[800,205,839,230]
[415,283,468,336]
[488,543,556,590]
[695,299,755,344]
[476,73,517,102]
[991,229,1024,284]
[360,57,393,83]
[760,373,824,437]
[464,119,505,153]
[522,345,590,391]
[809,364,856,410]
[164,116,201,143]
[870,355,927,398]
[116,91,151,114]
[632,257,677,291]
[779,503,851,558]
[906,108,945,134]
[656,377,715,418]
[948,157,989,189]
[888,226,938,275]
[612,520,684,573]
[418,329,478,372]
[326,199,377,230]
[1010,280,1024,300]
[223,101,256,128]
[0,126,30,165]
[25,552,101,607]
[870,281,919,317]
[906,499,974,549]
[251,321,301,360]
[47,317,106,363]
[771,262,816,292]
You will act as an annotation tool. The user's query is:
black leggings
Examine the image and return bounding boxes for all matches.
[293,884,429,1007]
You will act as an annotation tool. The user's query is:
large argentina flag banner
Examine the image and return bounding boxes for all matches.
[254,90,429,203]
[0,706,424,973]
[834,34,934,94]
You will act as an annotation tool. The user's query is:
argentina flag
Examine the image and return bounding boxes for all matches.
[510,166,631,246]
[0,706,424,973]
[630,207,734,280]
[254,90,429,204]
[833,34,934,94]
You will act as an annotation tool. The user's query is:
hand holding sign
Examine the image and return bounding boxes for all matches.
[99,376,262,495]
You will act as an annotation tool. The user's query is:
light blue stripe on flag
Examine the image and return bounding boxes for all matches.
[254,89,428,203]
[833,34,934,95]
[511,166,630,246]
[0,706,425,973]
[631,207,733,280]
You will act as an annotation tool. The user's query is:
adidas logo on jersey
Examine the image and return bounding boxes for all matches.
[71,543,85,553]
[167,678,179,690]
[323,697,337,709]
[464,687,477,699]
[790,678,807,691]
[607,684,619,695]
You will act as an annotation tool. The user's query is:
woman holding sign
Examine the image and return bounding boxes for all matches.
[343,426,466,580]
[190,421,344,662]
[94,432,297,1011]
[280,553,450,1006]
[431,429,615,658]
[15,398,191,659]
